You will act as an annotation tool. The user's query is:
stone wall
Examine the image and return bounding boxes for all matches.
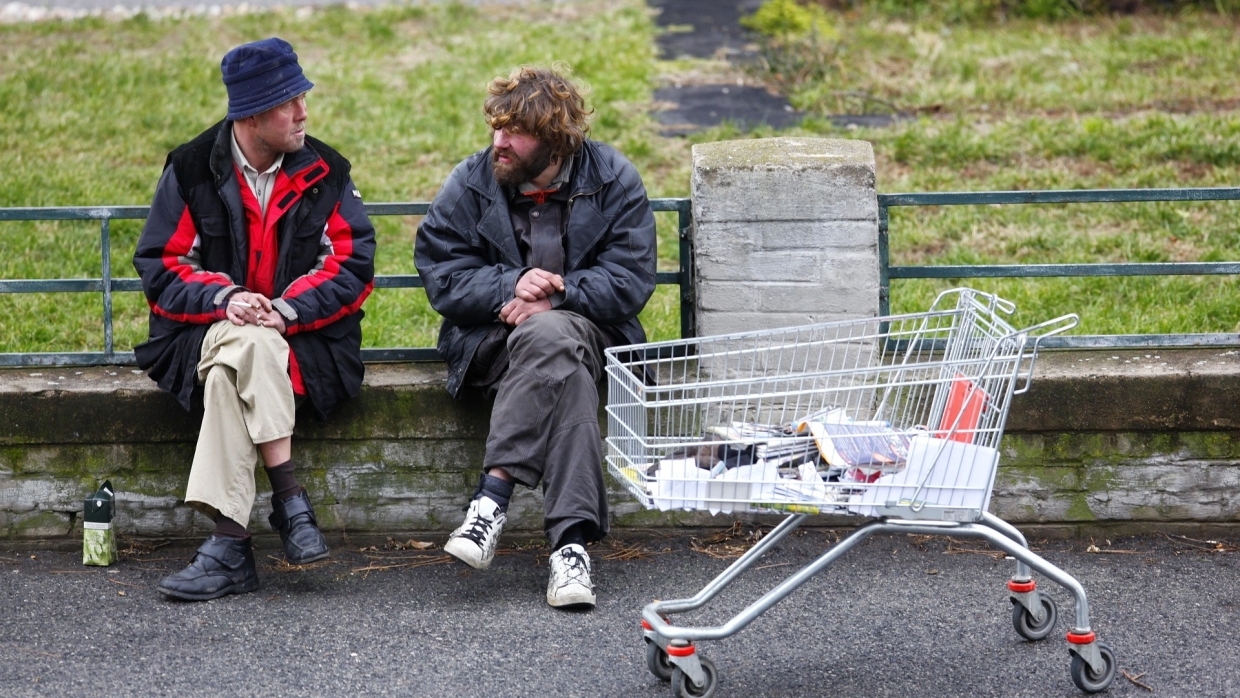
[2,348,1239,540]
[3,136,1238,540]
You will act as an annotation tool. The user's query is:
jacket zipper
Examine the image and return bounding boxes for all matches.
[565,184,606,269]
[567,184,604,212]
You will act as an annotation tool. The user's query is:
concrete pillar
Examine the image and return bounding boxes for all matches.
[689,137,879,337]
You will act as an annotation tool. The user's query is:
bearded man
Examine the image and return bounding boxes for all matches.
[133,37,375,600]
[415,66,656,609]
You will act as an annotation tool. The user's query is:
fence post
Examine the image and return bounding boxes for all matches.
[100,216,114,358]
[689,137,880,336]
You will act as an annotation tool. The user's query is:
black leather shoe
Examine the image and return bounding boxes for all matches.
[269,490,329,564]
[157,535,259,601]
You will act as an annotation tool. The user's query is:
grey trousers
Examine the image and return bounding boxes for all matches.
[481,311,611,549]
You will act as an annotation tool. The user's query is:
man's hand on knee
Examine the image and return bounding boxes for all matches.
[514,268,565,302]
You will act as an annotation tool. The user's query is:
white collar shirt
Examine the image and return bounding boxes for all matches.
[230,128,284,219]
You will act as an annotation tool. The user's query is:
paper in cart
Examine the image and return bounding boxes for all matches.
[653,458,708,511]
[705,462,778,515]
[846,435,998,521]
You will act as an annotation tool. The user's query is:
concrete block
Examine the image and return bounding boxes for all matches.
[692,220,877,258]
[991,467,1082,523]
[6,509,73,538]
[1008,349,1240,433]
[696,244,876,287]
[693,312,866,337]
[694,250,824,283]
[690,137,880,336]
[0,475,78,513]
[692,138,877,223]
[694,282,878,315]
[759,220,878,251]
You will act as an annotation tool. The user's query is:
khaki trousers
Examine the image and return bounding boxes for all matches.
[184,321,295,525]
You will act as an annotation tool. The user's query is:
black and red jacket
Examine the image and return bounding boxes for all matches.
[133,120,375,418]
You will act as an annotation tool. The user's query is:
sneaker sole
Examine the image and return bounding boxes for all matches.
[444,538,492,570]
[547,590,596,609]
[157,577,260,602]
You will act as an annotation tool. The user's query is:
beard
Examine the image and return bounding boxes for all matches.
[491,141,555,187]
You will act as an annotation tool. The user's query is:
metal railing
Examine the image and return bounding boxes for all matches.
[0,198,695,366]
[878,187,1240,349]
[5,186,1240,367]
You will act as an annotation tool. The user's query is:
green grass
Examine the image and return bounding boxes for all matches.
[3,3,1240,353]
[733,8,1240,333]
[0,0,689,353]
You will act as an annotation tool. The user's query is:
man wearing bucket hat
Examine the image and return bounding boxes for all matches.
[133,37,375,601]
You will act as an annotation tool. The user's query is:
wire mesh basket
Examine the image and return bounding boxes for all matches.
[605,288,1077,522]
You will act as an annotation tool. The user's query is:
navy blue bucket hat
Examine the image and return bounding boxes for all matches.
[221,37,314,120]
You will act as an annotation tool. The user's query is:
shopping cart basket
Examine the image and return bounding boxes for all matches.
[605,288,1115,696]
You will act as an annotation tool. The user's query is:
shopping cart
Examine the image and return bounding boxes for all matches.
[605,288,1115,696]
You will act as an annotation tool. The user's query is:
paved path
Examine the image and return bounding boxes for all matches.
[2,530,1237,696]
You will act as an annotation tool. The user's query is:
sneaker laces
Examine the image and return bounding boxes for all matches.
[554,547,590,586]
[459,502,500,545]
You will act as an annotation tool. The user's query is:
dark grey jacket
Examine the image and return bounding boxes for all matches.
[415,139,657,397]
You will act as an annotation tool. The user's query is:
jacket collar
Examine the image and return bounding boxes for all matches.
[460,140,616,267]
[209,120,327,187]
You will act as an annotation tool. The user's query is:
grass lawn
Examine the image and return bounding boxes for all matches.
[746,8,1240,332]
[0,0,690,353]
[1,2,1239,355]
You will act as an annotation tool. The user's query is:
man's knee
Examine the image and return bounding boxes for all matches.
[202,362,235,394]
[230,322,287,353]
[208,322,288,362]
[507,312,578,360]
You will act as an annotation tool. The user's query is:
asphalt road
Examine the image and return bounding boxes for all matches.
[2,528,1237,697]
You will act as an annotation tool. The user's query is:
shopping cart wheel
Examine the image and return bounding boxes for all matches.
[671,656,718,698]
[1069,642,1116,693]
[646,641,674,682]
[1011,594,1058,641]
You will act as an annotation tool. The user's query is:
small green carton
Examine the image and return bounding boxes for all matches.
[83,480,117,566]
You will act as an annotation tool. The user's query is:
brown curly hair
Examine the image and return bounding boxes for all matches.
[483,66,592,159]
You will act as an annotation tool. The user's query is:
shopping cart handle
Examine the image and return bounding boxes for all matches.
[1013,313,1080,394]
[1024,313,1080,340]
[929,287,1016,316]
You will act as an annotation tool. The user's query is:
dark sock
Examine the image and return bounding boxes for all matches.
[265,460,303,502]
[555,523,587,551]
[212,515,250,540]
[475,472,515,509]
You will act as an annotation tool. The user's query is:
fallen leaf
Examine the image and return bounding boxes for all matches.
[384,537,436,551]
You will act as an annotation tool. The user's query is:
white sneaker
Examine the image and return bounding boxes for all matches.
[444,496,506,570]
[546,543,596,609]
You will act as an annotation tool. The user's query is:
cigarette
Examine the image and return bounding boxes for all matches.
[229,300,256,309]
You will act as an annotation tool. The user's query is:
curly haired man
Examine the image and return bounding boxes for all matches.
[415,66,656,609]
